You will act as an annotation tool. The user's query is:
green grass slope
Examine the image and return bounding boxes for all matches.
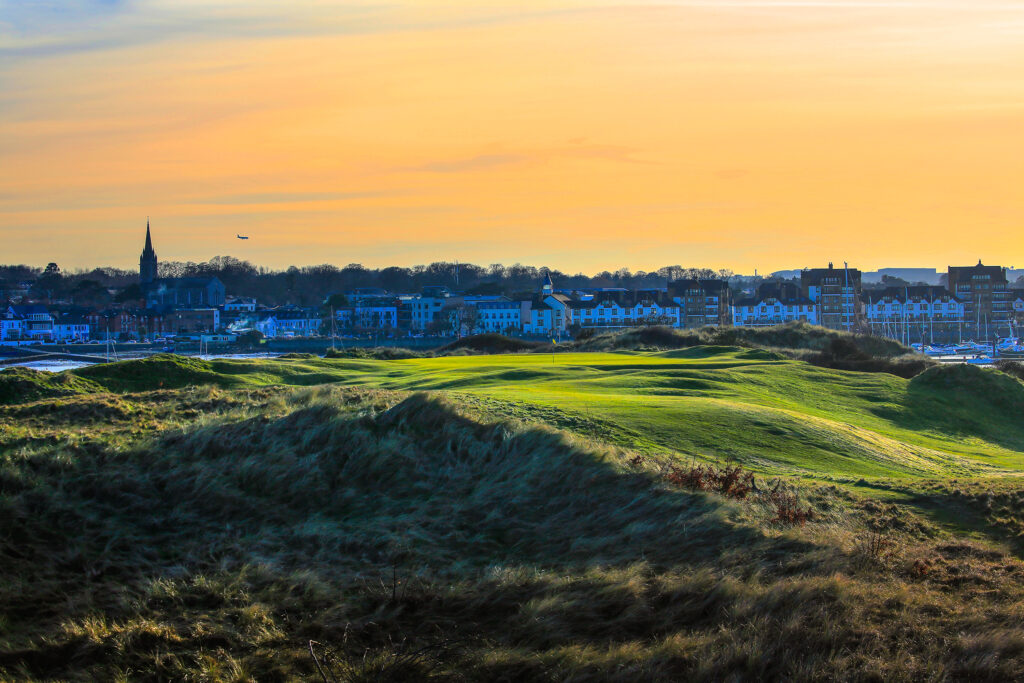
[5,346,1019,480]
[316,349,1024,479]
[0,367,104,405]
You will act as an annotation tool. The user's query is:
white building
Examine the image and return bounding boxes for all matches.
[0,308,25,342]
[257,307,321,337]
[864,286,965,343]
[8,305,53,341]
[569,292,681,329]
[348,299,399,331]
[407,287,453,332]
[732,283,817,327]
[521,275,573,335]
[52,320,91,343]
[864,287,965,325]
[255,316,279,338]
[223,297,257,312]
[733,299,817,327]
[476,299,521,334]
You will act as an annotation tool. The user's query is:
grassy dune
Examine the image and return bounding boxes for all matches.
[3,348,1024,679]
[45,347,1024,479]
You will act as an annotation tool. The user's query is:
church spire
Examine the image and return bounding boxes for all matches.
[140,218,158,286]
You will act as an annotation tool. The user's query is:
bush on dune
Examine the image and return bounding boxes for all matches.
[439,333,544,354]
[572,322,907,355]
[797,337,933,378]
[324,346,426,360]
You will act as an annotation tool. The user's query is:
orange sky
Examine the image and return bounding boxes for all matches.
[2,1,1023,274]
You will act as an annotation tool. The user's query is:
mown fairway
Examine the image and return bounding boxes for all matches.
[344,349,1024,479]
[113,347,1024,480]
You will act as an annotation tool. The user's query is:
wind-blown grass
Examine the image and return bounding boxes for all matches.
[3,334,1024,680]
[3,385,1024,680]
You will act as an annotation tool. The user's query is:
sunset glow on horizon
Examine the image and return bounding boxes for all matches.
[3,1,1024,273]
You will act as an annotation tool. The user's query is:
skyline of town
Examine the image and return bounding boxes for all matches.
[3,220,1021,281]
[3,221,1021,347]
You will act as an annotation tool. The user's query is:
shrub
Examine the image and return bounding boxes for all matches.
[439,334,544,354]
[325,347,426,360]
[666,463,754,500]
[237,329,264,347]
[665,462,816,525]
[854,532,895,565]
[765,489,814,526]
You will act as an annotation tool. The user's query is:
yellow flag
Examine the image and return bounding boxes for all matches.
[551,338,556,345]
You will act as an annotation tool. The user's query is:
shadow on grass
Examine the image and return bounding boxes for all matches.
[1,388,827,680]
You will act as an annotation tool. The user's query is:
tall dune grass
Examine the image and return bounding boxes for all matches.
[3,386,1024,680]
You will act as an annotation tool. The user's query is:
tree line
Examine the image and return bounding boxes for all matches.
[1,258,735,307]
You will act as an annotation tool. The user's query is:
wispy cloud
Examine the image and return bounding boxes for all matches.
[0,1,589,60]
[0,2,383,59]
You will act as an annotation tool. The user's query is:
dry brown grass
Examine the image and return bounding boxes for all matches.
[2,386,1024,681]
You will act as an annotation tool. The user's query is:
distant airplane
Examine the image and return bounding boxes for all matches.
[237,234,249,240]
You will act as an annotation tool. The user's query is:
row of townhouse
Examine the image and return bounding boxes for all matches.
[733,282,818,327]
[202,261,1024,341]
[858,261,1020,341]
[735,262,1021,342]
[563,292,681,330]
[310,276,731,338]
[476,299,523,333]
[1,303,229,343]
[489,264,1021,340]
[863,286,1024,343]
[863,286,966,344]
[864,287,966,324]
[1,305,90,343]
[527,277,730,335]
[86,308,221,339]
